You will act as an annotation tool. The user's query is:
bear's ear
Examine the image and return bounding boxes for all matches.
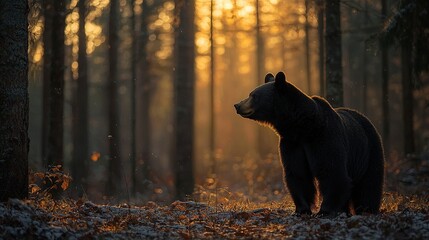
[264,73,275,83]
[274,72,287,91]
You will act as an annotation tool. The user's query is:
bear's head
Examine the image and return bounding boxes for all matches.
[234,71,324,139]
[234,71,288,126]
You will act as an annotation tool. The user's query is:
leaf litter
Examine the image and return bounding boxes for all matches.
[1,193,428,239]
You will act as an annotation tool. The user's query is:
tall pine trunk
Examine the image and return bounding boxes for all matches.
[106,0,122,197]
[173,0,196,200]
[317,0,325,97]
[304,0,311,94]
[42,0,53,167]
[401,33,415,155]
[47,0,66,168]
[71,0,89,197]
[325,0,343,107]
[209,0,215,174]
[362,0,369,113]
[381,0,389,146]
[0,0,29,201]
[130,0,137,196]
[136,0,152,193]
[255,0,272,159]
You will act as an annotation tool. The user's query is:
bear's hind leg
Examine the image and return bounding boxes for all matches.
[352,146,384,214]
[318,174,352,215]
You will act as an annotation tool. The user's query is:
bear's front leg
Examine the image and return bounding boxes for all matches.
[280,140,316,215]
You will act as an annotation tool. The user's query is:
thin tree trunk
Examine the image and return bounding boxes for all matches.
[71,0,89,197]
[173,0,196,200]
[255,0,272,159]
[138,0,152,192]
[362,0,368,113]
[0,0,29,201]
[47,0,66,168]
[317,0,325,97]
[381,0,389,146]
[304,0,311,94]
[130,0,137,196]
[42,0,53,168]
[325,0,343,107]
[401,28,415,155]
[209,0,215,175]
[106,0,122,197]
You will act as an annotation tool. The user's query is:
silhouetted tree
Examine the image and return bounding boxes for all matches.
[46,0,66,168]
[317,0,325,97]
[255,0,272,158]
[325,0,343,107]
[173,0,196,200]
[381,0,389,146]
[0,0,29,201]
[71,0,89,197]
[304,0,311,94]
[209,0,215,174]
[362,0,369,113]
[42,0,53,167]
[130,0,137,196]
[381,0,429,154]
[106,0,122,196]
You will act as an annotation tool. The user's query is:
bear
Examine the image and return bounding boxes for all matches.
[234,72,384,215]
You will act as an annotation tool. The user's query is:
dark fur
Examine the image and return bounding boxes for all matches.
[234,72,384,215]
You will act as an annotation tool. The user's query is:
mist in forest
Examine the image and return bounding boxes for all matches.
[20,0,429,203]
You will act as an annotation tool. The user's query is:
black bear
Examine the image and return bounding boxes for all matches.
[234,72,384,215]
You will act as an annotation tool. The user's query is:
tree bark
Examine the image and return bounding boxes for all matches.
[362,0,368,113]
[42,0,53,167]
[325,0,343,107]
[173,0,196,200]
[381,0,389,146]
[47,0,66,168]
[130,0,137,196]
[106,0,122,196]
[136,0,153,194]
[255,0,272,159]
[401,27,415,155]
[0,0,29,201]
[304,0,311,94]
[71,0,89,197]
[317,0,325,97]
[209,0,215,174]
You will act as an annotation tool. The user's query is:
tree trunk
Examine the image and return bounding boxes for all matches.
[304,0,311,94]
[401,30,415,155]
[381,0,389,146]
[130,0,137,196]
[173,0,196,200]
[317,0,325,97]
[47,0,66,168]
[255,0,272,159]
[209,0,215,174]
[0,0,29,201]
[136,0,152,194]
[325,0,343,107]
[71,0,89,197]
[362,0,368,113]
[42,0,53,168]
[106,0,122,197]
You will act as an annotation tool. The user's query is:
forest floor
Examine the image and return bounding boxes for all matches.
[1,155,429,239]
[0,192,428,239]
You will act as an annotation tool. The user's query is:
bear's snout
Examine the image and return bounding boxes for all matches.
[234,99,254,118]
[234,103,240,113]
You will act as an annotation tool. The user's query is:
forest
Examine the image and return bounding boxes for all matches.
[0,0,428,238]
